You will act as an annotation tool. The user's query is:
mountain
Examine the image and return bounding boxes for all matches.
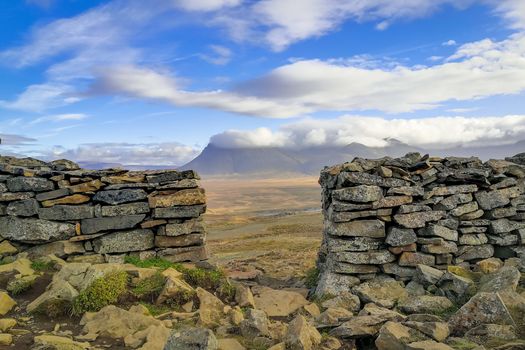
[181,139,525,176]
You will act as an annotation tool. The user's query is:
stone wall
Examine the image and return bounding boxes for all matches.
[0,156,208,263]
[316,153,525,295]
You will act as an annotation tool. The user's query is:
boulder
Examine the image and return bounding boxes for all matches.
[33,335,89,350]
[197,287,225,328]
[26,280,78,314]
[234,284,255,308]
[156,268,194,305]
[0,217,76,243]
[321,291,361,313]
[253,286,309,317]
[448,292,515,335]
[352,278,408,308]
[285,315,322,350]
[375,321,429,350]
[163,327,218,350]
[315,307,354,327]
[218,338,245,350]
[240,309,270,338]
[0,292,16,316]
[398,296,454,314]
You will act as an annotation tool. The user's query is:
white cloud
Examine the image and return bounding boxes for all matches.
[0,83,79,112]
[210,115,525,149]
[200,45,233,65]
[96,65,309,117]
[97,34,525,117]
[48,142,200,166]
[29,113,88,125]
[0,133,37,145]
[174,0,242,12]
[442,39,457,46]
[492,0,525,30]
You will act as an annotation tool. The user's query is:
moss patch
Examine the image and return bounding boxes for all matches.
[131,272,166,301]
[305,267,319,289]
[72,270,128,316]
[30,260,56,272]
[124,256,182,271]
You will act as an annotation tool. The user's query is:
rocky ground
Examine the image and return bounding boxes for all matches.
[0,244,524,349]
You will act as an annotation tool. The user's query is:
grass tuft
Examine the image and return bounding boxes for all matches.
[131,272,166,301]
[72,270,128,316]
[304,267,319,289]
[30,260,56,272]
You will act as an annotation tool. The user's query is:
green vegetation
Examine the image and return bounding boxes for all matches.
[165,289,196,309]
[72,271,128,316]
[140,302,171,316]
[125,256,234,301]
[31,260,56,272]
[304,267,319,289]
[132,272,166,301]
[7,276,37,295]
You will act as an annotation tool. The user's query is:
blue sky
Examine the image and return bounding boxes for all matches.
[1,0,525,165]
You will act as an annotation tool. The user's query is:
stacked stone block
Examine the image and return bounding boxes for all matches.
[0,156,208,262]
[316,153,525,294]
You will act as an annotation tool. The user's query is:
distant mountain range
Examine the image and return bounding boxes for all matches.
[77,139,525,175]
[180,139,525,176]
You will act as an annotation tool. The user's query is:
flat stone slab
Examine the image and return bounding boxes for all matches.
[92,229,154,253]
[0,216,76,243]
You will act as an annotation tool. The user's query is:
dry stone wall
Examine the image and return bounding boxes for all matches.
[0,156,208,263]
[316,153,525,295]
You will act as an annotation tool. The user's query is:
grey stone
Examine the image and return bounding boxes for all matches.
[450,202,479,217]
[6,177,54,192]
[458,233,488,245]
[326,237,383,252]
[456,244,494,261]
[0,183,7,193]
[35,188,71,201]
[421,241,458,254]
[334,250,396,265]
[352,277,408,308]
[0,192,34,202]
[25,240,85,259]
[0,216,75,243]
[488,234,519,246]
[387,186,424,196]
[415,265,444,286]
[315,272,361,296]
[146,170,198,183]
[157,245,208,262]
[386,227,417,246]
[331,200,372,212]
[398,295,454,314]
[459,226,486,234]
[163,327,218,350]
[448,292,515,335]
[479,266,521,293]
[326,219,385,238]
[38,205,95,221]
[372,195,413,209]
[429,185,478,197]
[394,211,445,228]
[6,198,39,217]
[164,219,205,236]
[475,190,512,210]
[330,261,380,274]
[486,207,518,219]
[155,234,205,248]
[153,205,206,219]
[81,214,146,234]
[434,193,473,210]
[239,309,270,338]
[419,224,458,241]
[460,219,491,226]
[382,263,416,278]
[100,202,149,217]
[460,209,485,220]
[93,189,147,205]
[399,252,436,267]
[332,185,383,203]
[330,208,392,222]
[92,229,154,253]
[338,172,410,188]
[398,204,431,214]
[490,219,522,234]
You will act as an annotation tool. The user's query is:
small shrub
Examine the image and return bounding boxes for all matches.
[31,260,56,272]
[304,267,319,289]
[7,276,37,295]
[42,299,72,318]
[72,270,128,316]
[132,272,166,301]
[165,289,196,309]
[182,268,225,290]
[140,302,171,316]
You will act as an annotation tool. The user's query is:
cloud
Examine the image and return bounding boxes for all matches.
[492,0,525,30]
[216,0,475,51]
[95,65,308,117]
[48,142,200,166]
[210,115,525,150]
[442,39,457,46]
[0,133,37,145]
[174,0,242,12]
[30,113,88,125]
[96,34,525,117]
[200,45,233,65]
[0,83,80,112]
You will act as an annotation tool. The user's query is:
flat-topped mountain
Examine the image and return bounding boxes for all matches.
[180,140,525,176]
